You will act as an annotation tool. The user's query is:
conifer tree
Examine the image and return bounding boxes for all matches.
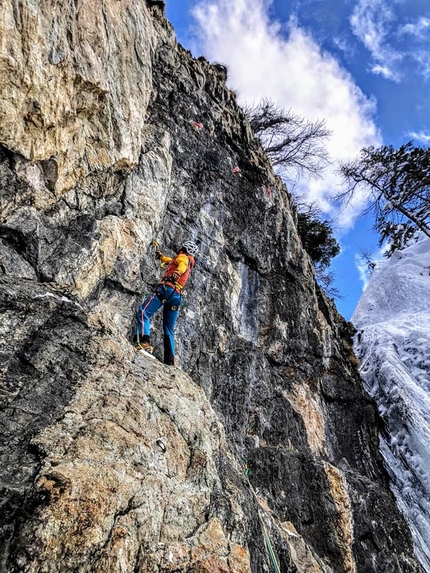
[297,208,341,297]
[297,212,340,268]
[339,141,430,252]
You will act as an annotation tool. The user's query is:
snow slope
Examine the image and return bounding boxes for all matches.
[352,233,430,572]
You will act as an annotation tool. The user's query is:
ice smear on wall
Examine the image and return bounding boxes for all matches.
[353,233,430,572]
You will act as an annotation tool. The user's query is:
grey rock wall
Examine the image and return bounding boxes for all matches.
[0,1,423,572]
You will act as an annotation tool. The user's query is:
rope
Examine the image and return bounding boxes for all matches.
[136,291,157,344]
[242,463,281,573]
[258,513,281,573]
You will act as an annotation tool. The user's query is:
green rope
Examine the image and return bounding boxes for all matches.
[258,513,281,573]
[241,460,281,573]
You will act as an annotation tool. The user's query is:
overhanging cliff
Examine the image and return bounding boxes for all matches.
[0,1,423,571]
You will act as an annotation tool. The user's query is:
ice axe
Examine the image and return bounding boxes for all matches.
[152,241,168,267]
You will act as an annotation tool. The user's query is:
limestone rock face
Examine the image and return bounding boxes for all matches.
[0,1,423,572]
[6,324,251,573]
[1,0,158,192]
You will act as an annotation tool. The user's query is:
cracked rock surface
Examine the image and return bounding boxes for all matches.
[0,1,423,572]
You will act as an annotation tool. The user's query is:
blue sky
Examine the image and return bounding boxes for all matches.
[165,0,430,319]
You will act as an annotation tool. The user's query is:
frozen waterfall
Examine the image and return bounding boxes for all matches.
[353,233,430,572]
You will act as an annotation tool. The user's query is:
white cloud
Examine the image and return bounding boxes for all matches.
[400,17,430,40]
[411,50,430,81]
[350,0,403,82]
[409,131,430,144]
[355,245,387,291]
[332,35,355,58]
[350,2,430,82]
[191,0,381,229]
[355,252,371,291]
[370,63,401,81]
[399,17,430,79]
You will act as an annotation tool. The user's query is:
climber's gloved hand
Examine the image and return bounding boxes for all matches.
[170,272,180,282]
[155,250,163,260]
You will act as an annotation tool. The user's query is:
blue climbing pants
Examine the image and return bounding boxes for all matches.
[136,285,182,364]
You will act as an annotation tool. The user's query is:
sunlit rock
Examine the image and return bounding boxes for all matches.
[0,1,423,572]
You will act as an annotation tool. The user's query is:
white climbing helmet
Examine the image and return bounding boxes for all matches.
[182,240,199,257]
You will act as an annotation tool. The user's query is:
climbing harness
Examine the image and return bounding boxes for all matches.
[156,282,179,307]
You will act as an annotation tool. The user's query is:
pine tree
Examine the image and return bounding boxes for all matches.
[297,210,341,297]
[297,212,340,268]
[339,141,430,251]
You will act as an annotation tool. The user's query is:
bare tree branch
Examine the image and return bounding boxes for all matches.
[245,99,332,181]
[338,141,430,248]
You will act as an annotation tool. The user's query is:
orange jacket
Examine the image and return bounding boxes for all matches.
[159,252,195,291]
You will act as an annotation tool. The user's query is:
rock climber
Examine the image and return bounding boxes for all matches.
[134,240,198,366]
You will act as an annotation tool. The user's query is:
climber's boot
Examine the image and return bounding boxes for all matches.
[136,341,154,354]
[134,335,155,358]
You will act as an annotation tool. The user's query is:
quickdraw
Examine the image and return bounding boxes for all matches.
[242,458,249,476]
[189,120,204,130]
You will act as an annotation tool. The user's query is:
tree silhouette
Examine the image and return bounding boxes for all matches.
[339,141,430,251]
[246,99,331,180]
